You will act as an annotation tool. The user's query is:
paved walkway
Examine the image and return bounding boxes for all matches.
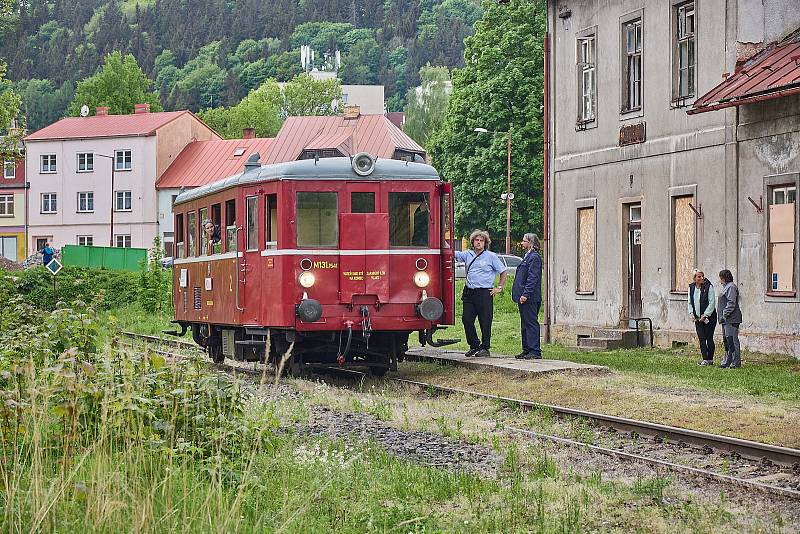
[405,346,609,376]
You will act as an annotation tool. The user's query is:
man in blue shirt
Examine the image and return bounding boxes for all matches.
[512,233,543,359]
[40,242,55,266]
[455,230,509,357]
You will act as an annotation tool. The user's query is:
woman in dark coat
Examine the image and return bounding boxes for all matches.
[717,269,743,369]
[688,270,717,366]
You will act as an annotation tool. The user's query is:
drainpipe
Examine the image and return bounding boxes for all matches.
[543,33,551,343]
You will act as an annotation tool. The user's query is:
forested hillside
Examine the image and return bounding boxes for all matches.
[0,0,481,130]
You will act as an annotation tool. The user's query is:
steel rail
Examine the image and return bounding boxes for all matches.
[119,331,800,500]
[388,377,800,467]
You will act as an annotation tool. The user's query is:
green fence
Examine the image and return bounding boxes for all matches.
[61,245,148,272]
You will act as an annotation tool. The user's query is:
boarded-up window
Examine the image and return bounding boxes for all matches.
[577,207,595,293]
[673,196,695,290]
[768,186,796,293]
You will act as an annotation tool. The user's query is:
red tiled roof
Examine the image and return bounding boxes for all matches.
[25,111,210,141]
[689,31,800,114]
[263,114,425,164]
[156,137,274,189]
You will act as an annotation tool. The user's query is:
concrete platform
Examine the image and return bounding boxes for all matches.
[404,346,609,376]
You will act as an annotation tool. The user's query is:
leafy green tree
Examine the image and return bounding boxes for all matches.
[429,0,545,240]
[68,51,162,116]
[283,73,342,116]
[13,79,74,131]
[404,65,451,147]
[199,80,282,139]
[0,63,23,161]
[340,35,381,85]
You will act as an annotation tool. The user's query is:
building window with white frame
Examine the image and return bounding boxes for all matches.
[3,159,14,179]
[77,235,93,246]
[40,154,57,173]
[115,149,132,171]
[115,190,132,211]
[115,234,132,248]
[77,192,94,213]
[768,184,797,294]
[77,152,94,172]
[41,193,57,214]
[622,19,642,112]
[675,2,695,101]
[577,35,596,124]
[0,194,13,217]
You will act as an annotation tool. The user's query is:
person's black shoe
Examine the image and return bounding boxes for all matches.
[514,352,530,359]
[473,349,490,358]
[464,348,479,357]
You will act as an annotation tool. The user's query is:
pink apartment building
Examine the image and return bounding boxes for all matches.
[24,105,219,252]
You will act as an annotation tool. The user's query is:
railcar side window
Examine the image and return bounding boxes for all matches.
[187,211,197,256]
[225,199,236,252]
[246,196,259,251]
[266,194,277,248]
[351,192,375,213]
[296,192,338,247]
[441,192,451,248]
[211,203,222,254]
[175,213,184,259]
[389,192,430,247]
[199,207,209,254]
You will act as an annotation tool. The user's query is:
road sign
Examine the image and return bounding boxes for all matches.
[46,258,63,275]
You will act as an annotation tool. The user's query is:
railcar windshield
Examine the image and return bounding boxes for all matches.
[297,192,338,247]
[389,192,430,247]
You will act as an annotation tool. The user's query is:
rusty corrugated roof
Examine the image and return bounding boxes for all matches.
[156,138,274,189]
[263,114,425,164]
[689,30,800,114]
[25,111,217,141]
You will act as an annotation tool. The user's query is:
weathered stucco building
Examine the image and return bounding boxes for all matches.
[546,0,800,355]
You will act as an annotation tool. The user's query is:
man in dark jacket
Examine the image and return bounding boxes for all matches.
[512,233,543,359]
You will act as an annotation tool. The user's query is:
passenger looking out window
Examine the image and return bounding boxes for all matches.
[296,192,338,247]
[390,192,430,247]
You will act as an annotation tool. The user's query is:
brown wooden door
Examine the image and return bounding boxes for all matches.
[627,204,642,319]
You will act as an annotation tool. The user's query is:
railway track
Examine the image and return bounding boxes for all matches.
[119,331,800,501]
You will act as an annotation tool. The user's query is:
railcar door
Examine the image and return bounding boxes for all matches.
[237,188,263,324]
[340,185,389,304]
[439,182,455,325]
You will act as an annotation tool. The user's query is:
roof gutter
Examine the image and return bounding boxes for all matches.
[688,85,800,114]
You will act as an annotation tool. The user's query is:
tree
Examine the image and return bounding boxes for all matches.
[429,0,545,241]
[283,74,342,116]
[198,80,282,139]
[0,63,23,161]
[67,51,162,116]
[404,65,450,147]
[13,78,74,132]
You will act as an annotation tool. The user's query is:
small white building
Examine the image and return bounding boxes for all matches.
[24,105,219,252]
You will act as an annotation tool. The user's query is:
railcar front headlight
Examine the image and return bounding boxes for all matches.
[413,271,430,288]
[299,271,316,288]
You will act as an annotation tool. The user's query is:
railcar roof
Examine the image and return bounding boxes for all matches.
[173,157,441,206]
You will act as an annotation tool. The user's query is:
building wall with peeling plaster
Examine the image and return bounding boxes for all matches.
[548,0,800,356]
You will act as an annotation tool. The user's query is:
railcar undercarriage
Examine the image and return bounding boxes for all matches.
[181,322,410,376]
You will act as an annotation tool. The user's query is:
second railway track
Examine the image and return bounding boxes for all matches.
[119,330,800,501]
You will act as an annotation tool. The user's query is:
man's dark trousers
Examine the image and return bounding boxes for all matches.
[462,287,493,350]
[519,300,541,357]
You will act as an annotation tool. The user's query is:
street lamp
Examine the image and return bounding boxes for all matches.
[95,153,116,247]
[474,127,513,254]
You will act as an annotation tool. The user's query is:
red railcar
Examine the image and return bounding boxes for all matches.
[169,154,456,374]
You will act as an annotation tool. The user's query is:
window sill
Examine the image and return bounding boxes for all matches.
[40,211,57,215]
[670,99,694,109]
[0,214,13,218]
[114,168,132,172]
[3,176,15,180]
[76,170,94,173]
[77,211,95,214]
[114,209,132,213]
[766,291,796,298]
[40,171,57,174]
